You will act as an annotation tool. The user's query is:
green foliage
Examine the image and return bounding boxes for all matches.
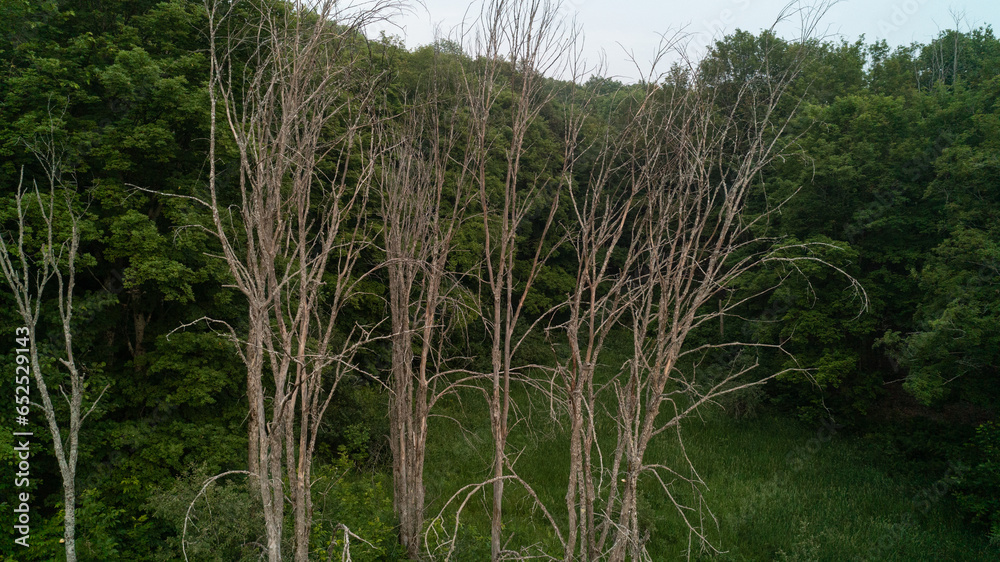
[75,488,127,560]
[325,382,392,469]
[310,456,407,562]
[954,422,1000,542]
[104,209,196,302]
[877,77,1000,406]
[147,467,263,561]
[144,331,241,407]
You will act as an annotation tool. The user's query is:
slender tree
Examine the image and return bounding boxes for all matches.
[552,62,647,562]
[0,123,107,562]
[459,1,576,558]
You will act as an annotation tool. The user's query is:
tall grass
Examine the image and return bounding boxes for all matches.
[418,331,997,560]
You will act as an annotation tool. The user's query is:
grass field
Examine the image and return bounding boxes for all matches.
[419,385,998,561]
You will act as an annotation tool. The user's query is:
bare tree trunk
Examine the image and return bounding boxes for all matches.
[550,56,651,560]
[456,3,576,557]
[381,69,478,555]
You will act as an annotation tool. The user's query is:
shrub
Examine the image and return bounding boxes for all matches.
[953,421,1000,542]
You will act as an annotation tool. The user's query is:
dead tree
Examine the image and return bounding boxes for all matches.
[551,64,647,562]
[458,1,576,558]
[199,1,395,560]
[617,32,859,562]
[379,68,479,558]
[0,129,107,562]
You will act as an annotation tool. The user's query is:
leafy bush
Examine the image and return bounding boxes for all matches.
[953,421,1000,543]
[147,467,263,561]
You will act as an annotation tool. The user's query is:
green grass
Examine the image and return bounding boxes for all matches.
[421,382,998,561]
[657,414,994,561]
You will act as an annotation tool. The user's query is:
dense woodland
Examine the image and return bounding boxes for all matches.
[1,0,998,560]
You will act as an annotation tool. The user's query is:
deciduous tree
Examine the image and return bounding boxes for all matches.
[0,119,107,562]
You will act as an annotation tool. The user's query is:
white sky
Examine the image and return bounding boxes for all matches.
[364,0,1000,82]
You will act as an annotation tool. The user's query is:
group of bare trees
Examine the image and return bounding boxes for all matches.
[197,1,403,560]
[414,3,862,562]
[378,3,577,557]
[553,45,836,561]
[395,2,866,561]
[1,0,860,560]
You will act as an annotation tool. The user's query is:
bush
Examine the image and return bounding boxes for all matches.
[147,467,263,561]
[953,421,1000,542]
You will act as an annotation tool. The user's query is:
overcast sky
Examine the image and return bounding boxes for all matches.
[364,0,1000,81]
